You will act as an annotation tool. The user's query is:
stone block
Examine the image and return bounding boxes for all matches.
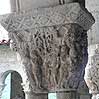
[1,3,94,32]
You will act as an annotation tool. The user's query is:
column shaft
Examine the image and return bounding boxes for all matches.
[25,92,48,99]
[56,91,76,99]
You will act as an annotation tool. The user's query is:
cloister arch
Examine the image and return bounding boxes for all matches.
[1,70,25,99]
[0,70,22,85]
[0,45,30,99]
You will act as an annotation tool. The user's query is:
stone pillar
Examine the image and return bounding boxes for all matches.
[56,90,76,99]
[86,0,99,45]
[10,0,20,12]
[25,92,48,99]
[0,0,94,98]
[84,44,99,99]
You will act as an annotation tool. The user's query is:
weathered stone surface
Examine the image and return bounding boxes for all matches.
[84,44,99,94]
[0,2,94,94]
[86,0,99,11]
[25,92,48,99]
[1,3,94,31]
[56,91,76,99]
[7,23,88,92]
[86,0,99,45]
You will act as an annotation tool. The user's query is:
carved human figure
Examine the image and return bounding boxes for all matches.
[0,0,95,94]
[84,44,99,99]
[30,50,44,90]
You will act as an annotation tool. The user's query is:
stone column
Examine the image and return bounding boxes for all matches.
[10,0,20,12]
[84,44,99,99]
[0,0,94,99]
[25,92,48,99]
[56,89,76,99]
[86,0,99,45]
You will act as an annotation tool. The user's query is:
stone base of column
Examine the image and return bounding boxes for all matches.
[56,90,77,99]
[25,92,48,99]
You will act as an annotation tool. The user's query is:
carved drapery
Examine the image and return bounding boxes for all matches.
[0,2,94,93]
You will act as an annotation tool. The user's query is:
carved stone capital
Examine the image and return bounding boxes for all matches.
[4,24,88,93]
[0,2,95,93]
